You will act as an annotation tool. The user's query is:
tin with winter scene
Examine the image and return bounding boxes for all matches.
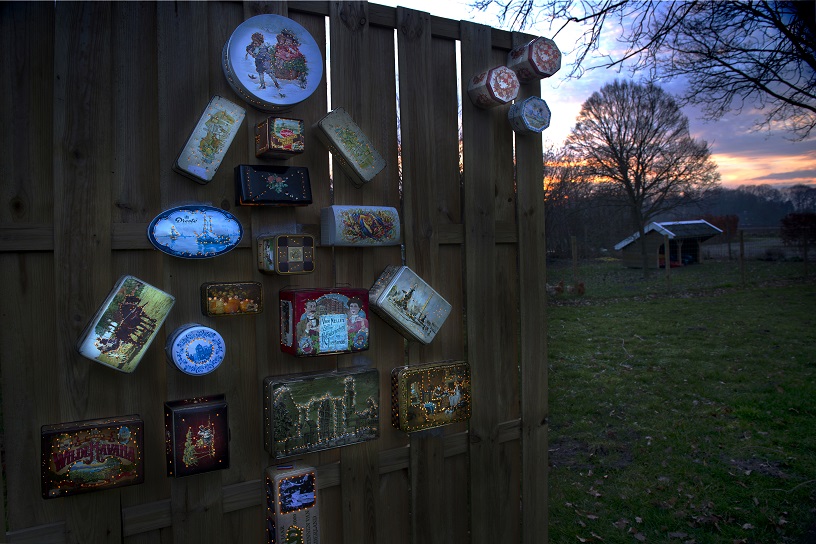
[265,464,320,544]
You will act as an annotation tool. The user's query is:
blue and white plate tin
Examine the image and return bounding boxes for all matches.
[507,96,551,135]
[147,205,243,259]
[166,324,226,376]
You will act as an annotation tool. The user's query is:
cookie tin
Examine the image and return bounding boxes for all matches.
[391,361,471,433]
[255,116,305,159]
[76,275,175,373]
[466,65,519,109]
[258,234,315,275]
[147,205,243,259]
[320,205,401,246]
[506,36,561,83]
[279,287,370,357]
[165,323,226,376]
[164,395,230,477]
[201,281,263,317]
[173,95,246,184]
[263,367,380,458]
[369,265,452,344]
[222,14,323,112]
[265,464,320,544]
[41,415,144,499]
[314,108,386,187]
[508,96,551,135]
[235,165,312,206]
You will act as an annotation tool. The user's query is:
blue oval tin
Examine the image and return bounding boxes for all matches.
[147,205,243,259]
[166,324,226,376]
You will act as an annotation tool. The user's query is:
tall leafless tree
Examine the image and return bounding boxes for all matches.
[472,0,816,139]
[567,80,720,273]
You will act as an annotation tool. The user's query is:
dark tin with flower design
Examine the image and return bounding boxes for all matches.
[235,165,312,206]
[147,205,243,259]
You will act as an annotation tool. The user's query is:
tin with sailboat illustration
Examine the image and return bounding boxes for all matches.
[147,205,243,259]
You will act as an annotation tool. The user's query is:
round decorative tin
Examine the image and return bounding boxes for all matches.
[222,14,323,112]
[166,324,226,376]
[506,36,561,83]
[466,65,520,109]
[508,96,551,134]
[147,205,243,259]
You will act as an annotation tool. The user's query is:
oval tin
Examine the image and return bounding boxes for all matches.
[148,205,243,259]
[166,324,226,376]
[222,14,324,112]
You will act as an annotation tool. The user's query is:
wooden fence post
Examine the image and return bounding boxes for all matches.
[571,235,578,286]
[740,230,746,288]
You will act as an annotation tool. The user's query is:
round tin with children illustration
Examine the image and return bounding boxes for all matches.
[166,324,226,376]
[222,14,323,112]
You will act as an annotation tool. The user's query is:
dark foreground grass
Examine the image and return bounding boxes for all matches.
[548,280,816,543]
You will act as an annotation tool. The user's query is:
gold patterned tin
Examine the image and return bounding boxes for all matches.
[391,361,471,432]
[257,234,315,275]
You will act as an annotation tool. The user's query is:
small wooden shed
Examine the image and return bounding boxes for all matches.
[614,220,723,268]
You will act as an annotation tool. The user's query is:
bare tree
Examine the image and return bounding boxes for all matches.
[567,80,720,274]
[472,0,816,139]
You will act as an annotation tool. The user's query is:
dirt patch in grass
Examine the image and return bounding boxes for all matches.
[549,433,636,471]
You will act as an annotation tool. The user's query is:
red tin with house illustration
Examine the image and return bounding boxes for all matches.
[279,287,370,357]
[41,415,144,499]
[164,395,230,478]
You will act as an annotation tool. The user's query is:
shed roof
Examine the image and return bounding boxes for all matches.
[614,220,723,251]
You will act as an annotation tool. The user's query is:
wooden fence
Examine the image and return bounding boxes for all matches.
[0,2,547,543]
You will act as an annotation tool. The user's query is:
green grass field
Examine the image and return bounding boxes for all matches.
[547,261,816,543]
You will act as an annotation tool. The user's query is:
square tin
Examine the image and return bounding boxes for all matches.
[173,95,246,184]
[320,205,401,246]
[76,275,175,373]
[263,367,380,458]
[265,464,320,544]
[41,415,144,499]
[255,116,305,159]
[391,361,471,433]
[258,234,315,275]
[279,287,370,356]
[314,108,386,187]
[201,281,263,316]
[369,265,452,344]
[235,165,312,206]
[164,395,230,478]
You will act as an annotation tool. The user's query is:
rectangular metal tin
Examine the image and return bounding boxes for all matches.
[41,415,144,499]
[200,281,263,316]
[255,116,305,159]
[164,395,230,478]
[173,95,246,184]
[265,464,320,544]
[235,165,312,206]
[314,108,386,187]
[263,367,380,458]
[258,234,316,275]
[391,361,471,433]
[279,287,370,356]
[369,265,452,344]
[76,275,175,373]
[320,205,401,246]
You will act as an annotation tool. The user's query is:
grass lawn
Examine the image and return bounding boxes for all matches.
[547,261,816,543]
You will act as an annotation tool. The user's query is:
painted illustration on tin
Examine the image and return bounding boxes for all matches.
[383,269,449,339]
[203,282,262,316]
[238,165,312,206]
[169,402,229,477]
[339,207,398,245]
[227,15,323,108]
[167,325,225,376]
[270,118,305,153]
[269,371,379,457]
[148,206,243,259]
[41,418,143,498]
[401,364,470,431]
[293,293,369,355]
[279,472,316,514]
[77,277,174,373]
[175,96,245,183]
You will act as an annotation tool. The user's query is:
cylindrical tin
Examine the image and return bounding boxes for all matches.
[506,37,561,83]
[467,65,520,109]
[508,96,552,135]
[166,324,226,376]
[222,14,323,112]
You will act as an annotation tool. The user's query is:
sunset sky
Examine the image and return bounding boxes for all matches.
[374,0,816,188]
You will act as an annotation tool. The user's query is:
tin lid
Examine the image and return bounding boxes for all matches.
[166,324,226,376]
[222,14,323,112]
